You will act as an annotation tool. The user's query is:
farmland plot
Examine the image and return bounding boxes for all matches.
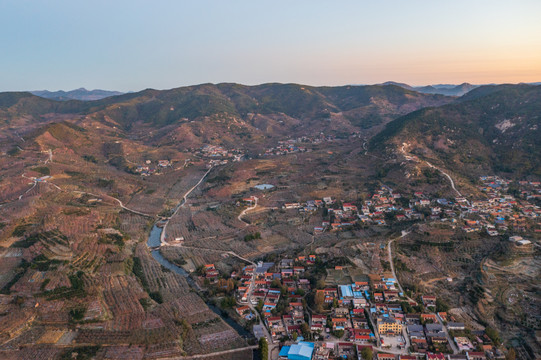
[125,192,164,215]
[161,293,217,325]
[270,223,313,246]
[118,211,151,238]
[164,207,193,241]
[134,244,191,297]
[202,350,254,360]
[190,210,237,238]
[165,167,209,199]
[99,345,144,360]
[37,300,69,324]
[194,320,246,353]
[0,345,60,360]
[160,246,223,270]
[141,341,184,359]
[101,275,147,330]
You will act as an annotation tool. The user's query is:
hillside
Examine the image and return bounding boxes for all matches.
[371,84,541,178]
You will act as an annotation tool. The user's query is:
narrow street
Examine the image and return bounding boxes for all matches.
[387,230,416,304]
[388,229,458,355]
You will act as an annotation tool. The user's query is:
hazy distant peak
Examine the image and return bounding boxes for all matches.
[380,81,414,90]
[378,81,479,97]
[31,88,124,101]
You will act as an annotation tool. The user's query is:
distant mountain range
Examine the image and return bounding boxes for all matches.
[28,82,541,101]
[380,82,480,96]
[30,88,124,101]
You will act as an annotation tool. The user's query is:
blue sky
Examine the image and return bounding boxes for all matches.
[1,0,540,91]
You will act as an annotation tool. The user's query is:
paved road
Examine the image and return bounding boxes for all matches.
[109,196,154,218]
[17,174,38,200]
[152,165,275,358]
[44,149,53,164]
[437,313,459,354]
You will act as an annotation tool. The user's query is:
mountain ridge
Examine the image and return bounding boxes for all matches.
[370,84,541,178]
[1,83,452,134]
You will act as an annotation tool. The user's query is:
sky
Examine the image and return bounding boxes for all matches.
[1,0,541,92]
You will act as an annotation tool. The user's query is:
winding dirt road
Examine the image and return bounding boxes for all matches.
[238,197,258,226]
[400,143,462,197]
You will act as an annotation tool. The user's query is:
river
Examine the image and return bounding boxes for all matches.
[146,224,252,338]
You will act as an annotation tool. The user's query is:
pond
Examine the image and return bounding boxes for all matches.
[254,184,274,190]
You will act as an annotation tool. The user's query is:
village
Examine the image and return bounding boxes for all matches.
[199,243,505,360]
[263,134,338,157]
[281,177,539,244]
[132,144,246,176]
[191,175,539,360]
[1,130,538,360]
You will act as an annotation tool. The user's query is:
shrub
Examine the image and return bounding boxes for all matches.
[149,291,163,304]
[31,166,50,175]
[69,305,87,321]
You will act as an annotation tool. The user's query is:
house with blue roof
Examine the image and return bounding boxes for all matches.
[278,342,315,360]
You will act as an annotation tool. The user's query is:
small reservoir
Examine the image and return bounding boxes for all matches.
[254,184,274,190]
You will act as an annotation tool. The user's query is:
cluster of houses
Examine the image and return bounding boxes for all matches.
[203,263,219,283]
[134,159,172,176]
[234,258,317,342]
[471,176,540,234]
[280,347,496,360]
[264,140,308,156]
[374,348,500,360]
[404,315,455,353]
[479,176,541,201]
[281,188,435,233]
[237,258,507,360]
[264,135,339,157]
[218,251,509,360]
[197,144,244,161]
[278,179,539,238]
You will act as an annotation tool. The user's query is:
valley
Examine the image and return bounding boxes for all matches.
[0,83,539,360]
